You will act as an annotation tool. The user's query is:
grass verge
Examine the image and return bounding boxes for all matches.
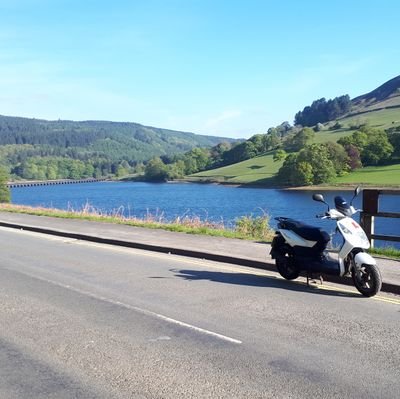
[369,246,400,260]
[0,204,275,242]
[1,204,398,259]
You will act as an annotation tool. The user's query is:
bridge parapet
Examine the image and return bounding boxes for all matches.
[7,178,107,188]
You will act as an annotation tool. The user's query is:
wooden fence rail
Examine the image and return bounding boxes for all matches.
[360,189,400,247]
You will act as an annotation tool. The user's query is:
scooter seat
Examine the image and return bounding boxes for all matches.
[276,217,330,245]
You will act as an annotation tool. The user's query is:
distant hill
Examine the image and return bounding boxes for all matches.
[0,115,235,163]
[352,75,400,107]
[294,75,400,127]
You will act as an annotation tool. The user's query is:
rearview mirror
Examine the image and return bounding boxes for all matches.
[312,194,325,203]
[351,186,361,205]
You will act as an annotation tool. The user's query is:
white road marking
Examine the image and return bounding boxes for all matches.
[8,267,242,345]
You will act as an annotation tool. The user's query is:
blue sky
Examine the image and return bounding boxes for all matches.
[0,0,399,138]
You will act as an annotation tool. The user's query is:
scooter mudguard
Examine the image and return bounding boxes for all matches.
[354,252,376,268]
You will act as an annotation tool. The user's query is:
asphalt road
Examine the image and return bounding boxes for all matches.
[1,226,399,399]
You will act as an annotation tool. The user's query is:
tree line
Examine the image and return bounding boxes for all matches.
[142,124,400,186]
[277,126,399,186]
[294,95,352,127]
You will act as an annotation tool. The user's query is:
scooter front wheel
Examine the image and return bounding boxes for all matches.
[352,263,382,297]
[275,246,300,280]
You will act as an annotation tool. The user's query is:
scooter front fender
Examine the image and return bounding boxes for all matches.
[354,252,376,268]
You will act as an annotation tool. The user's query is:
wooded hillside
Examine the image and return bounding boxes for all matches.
[0,115,236,180]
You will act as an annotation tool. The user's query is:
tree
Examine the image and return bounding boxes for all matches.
[210,142,232,167]
[338,130,368,151]
[284,128,315,152]
[264,131,280,151]
[144,158,169,181]
[277,154,313,186]
[277,143,336,186]
[83,163,95,178]
[189,148,211,172]
[294,95,351,126]
[344,144,362,170]
[338,127,393,166]
[388,131,400,157]
[167,160,185,179]
[277,121,292,136]
[323,141,349,175]
[242,141,258,160]
[294,161,313,186]
[276,153,298,186]
[0,167,10,203]
[361,129,393,165]
[273,149,287,162]
[298,144,336,184]
[222,141,257,165]
[249,134,265,154]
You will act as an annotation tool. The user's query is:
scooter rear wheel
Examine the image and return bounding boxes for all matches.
[275,245,300,280]
[352,263,382,297]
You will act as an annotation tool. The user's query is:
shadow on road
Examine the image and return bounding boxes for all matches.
[172,269,360,298]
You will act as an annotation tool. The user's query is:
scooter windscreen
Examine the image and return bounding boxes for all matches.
[334,196,352,216]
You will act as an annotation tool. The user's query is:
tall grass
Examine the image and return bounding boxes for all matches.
[0,203,275,241]
[234,213,273,241]
[369,246,400,260]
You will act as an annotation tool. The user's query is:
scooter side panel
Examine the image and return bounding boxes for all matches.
[337,217,370,249]
[280,229,317,248]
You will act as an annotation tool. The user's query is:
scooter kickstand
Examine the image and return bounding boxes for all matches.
[307,269,318,286]
[319,274,324,285]
[306,270,311,287]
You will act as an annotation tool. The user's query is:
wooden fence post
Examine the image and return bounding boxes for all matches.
[360,213,375,248]
[360,189,380,248]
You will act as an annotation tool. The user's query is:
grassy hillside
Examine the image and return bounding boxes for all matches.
[189,151,283,185]
[352,75,400,107]
[334,163,400,186]
[330,107,400,133]
[190,96,400,186]
[312,106,400,144]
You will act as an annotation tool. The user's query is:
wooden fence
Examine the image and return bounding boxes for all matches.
[360,189,400,247]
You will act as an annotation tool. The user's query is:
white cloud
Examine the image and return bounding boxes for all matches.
[205,109,243,129]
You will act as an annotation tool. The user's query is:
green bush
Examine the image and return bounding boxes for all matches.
[0,167,10,203]
[235,214,274,241]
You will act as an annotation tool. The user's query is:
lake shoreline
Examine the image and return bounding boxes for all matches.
[9,176,398,192]
[174,178,400,191]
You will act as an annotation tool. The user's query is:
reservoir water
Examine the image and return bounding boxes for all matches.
[10,181,400,248]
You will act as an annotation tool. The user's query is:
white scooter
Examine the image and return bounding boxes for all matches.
[270,187,382,297]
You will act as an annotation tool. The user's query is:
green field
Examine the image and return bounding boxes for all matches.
[334,163,400,186]
[190,151,283,185]
[191,156,400,187]
[339,107,400,129]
